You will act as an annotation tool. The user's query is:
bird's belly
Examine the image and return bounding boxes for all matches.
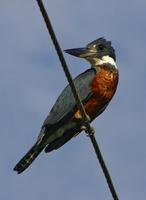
[46,120,78,144]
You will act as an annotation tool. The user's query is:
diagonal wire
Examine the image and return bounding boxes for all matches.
[36,1,119,199]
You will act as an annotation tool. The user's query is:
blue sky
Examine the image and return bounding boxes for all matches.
[0,0,146,199]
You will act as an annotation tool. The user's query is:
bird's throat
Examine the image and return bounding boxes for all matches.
[90,55,117,69]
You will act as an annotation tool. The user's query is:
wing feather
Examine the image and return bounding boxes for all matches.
[42,68,96,128]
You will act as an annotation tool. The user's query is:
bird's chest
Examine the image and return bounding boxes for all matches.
[92,66,119,101]
[81,66,118,117]
[74,66,119,120]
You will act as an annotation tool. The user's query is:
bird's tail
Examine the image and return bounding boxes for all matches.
[14,142,45,174]
[14,130,48,174]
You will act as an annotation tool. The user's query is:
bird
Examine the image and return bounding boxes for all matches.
[14,37,119,174]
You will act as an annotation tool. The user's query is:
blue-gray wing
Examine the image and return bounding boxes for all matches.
[42,68,96,128]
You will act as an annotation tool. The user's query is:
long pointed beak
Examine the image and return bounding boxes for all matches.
[64,47,97,58]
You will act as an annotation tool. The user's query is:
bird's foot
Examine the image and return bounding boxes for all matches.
[81,125,95,136]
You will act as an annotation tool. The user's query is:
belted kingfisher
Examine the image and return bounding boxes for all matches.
[14,37,119,174]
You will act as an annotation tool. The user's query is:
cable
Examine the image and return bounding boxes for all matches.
[36,1,119,199]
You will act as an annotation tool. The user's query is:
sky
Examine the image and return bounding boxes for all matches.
[0,0,146,199]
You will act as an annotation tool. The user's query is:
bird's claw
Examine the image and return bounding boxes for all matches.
[81,125,95,136]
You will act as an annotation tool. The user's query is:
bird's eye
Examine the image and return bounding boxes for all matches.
[98,44,104,50]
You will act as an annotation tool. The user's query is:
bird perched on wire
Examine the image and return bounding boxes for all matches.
[14,37,119,174]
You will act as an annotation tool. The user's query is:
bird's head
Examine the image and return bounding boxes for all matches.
[64,37,116,67]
